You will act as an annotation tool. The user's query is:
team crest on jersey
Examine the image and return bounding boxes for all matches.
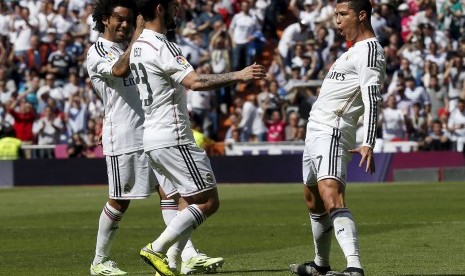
[205,173,214,183]
[176,56,190,69]
[104,52,116,62]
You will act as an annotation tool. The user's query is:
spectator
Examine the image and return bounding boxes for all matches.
[398,3,414,43]
[0,126,23,160]
[191,119,215,150]
[196,0,223,49]
[0,80,15,105]
[177,26,208,69]
[24,34,50,74]
[229,1,260,70]
[209,21,232,74]
[0,102,14,135]
[424,119,452,150]
[7,98,35,158]
[447,99,465,153]
[66,132,87,158]
[404,76,430,110]
[285,111,301,141]
[444,52,465,112]
[0,66,17,95]
[425,75,447,120]
[380,95,407,141]
[425,41,446,71]
[46,39,75,85]
[264,109,286,142]
[278,19,312,60]
[410,3,438,33]
[32,106,64,158]
[64,94,88,137]
[62,72,82,99]
[10,6,37,60]
[408,102,428,140]
[37,73,65,112]
[50,3,74,40]
[289,0,319,31]
[438,0,463,40]
[234,96,258,142]
[268,49,287,87]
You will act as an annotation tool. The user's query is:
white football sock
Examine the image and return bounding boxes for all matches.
[152,204,206,253]
[161,199,195,267]
[310,212,332,267]
[331,208,362,269]
[93,202,123,265]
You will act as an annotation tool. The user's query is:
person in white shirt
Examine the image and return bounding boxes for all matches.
[289,0,320,31]
[404,76,431,110]
[32,105,64,158]
[9,6,38,59]
[228,1,260,70]
[277,19,312,59]
[380,94,406,141]
[447,99,465,153]
[130,1,266,275]
[86,1,224,275]
[290,1,386,276]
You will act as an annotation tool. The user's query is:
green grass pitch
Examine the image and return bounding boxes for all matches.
[1,182,465,275]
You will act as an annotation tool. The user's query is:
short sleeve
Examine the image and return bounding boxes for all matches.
[159,42,194,84]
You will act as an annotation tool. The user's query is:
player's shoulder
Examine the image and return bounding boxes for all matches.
[135,34,182,60]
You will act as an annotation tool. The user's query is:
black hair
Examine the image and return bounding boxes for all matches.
[337,0,373,20]
[137,0,170,21]
[92,0,137,33]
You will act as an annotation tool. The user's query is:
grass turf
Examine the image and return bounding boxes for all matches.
[1,182,465,275]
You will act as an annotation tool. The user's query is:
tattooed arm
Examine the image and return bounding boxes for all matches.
[182,63,267,91]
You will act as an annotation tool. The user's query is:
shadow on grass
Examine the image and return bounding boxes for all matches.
[219,268,290,274]
[398,274,465,276]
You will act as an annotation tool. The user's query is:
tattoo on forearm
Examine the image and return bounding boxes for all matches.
[196,73,237,90]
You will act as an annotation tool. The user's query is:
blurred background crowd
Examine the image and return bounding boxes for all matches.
[0,0,464,159]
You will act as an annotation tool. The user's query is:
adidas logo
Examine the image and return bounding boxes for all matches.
[336,228,345,235]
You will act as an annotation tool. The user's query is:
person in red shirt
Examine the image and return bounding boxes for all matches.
[8,98,36,158]
[265,110,286,142]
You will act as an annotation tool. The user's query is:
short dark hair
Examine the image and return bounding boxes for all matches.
[337,0,373,19]
[137,0,170,21]
[92,0,137,33]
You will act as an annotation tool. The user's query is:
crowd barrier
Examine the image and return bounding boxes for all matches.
[1,145,464,187]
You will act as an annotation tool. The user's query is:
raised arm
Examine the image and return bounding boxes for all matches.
[112,15,145,77]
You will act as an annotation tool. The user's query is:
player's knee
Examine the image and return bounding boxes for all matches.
[109,198,131,212]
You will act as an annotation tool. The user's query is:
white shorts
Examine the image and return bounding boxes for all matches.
[146,144,217,197]
[106,150,159,199]
[302,121,353,186]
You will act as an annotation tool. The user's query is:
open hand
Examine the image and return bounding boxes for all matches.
[239,63,267,82]
[348,146,375,174]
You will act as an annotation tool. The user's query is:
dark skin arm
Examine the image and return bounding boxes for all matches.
[112,15,145,77]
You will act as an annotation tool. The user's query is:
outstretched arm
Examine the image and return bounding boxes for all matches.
[181,63,267,91]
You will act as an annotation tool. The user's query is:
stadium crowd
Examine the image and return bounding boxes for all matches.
[0,0,464,159]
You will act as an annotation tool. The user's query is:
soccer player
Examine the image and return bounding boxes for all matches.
[289,0,386,276]
[130,1,267,275]
[86,0,223,275]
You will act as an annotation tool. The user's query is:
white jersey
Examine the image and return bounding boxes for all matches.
[86,37,144,155]
[130,30,195,151]
[309,38,386,148]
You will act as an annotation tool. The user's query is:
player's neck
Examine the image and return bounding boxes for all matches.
[144,21,167,36]
[352,25,375,44]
